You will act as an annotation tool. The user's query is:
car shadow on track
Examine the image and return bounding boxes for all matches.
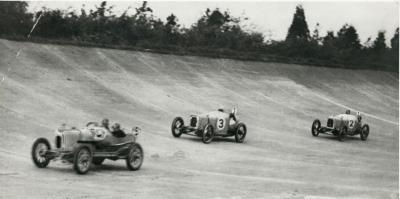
[40,162,138,175]
[177,136,239,144]
[314,134,365,142]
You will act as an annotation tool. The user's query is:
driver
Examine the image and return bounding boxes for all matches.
[101,118,110,130]
[229,108,237,122]
[111,123,126,138]
[218,106,237,122]
[345,110,351,114]
[357,112,362,122]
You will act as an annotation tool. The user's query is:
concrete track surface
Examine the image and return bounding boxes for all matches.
[0,39,398,199]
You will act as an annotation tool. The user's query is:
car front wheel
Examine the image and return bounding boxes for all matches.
[338,126,347,142]
[311,119,321,137]
[235,123,247,143]
[73,146,92,174]
[202,124,214,144]
[171,117,184,137]
[31,138,51,168]
[126,143,144,171]
[360,124,369,141]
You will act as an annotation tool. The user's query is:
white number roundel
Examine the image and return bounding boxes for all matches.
[217,118,225,130]
[349,120,355,128]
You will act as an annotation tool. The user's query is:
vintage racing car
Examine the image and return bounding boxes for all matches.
[31,122,144,174]
[171,108,247,144]
[311,110,370,141]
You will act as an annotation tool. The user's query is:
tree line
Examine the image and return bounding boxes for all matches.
[0,1,398,72]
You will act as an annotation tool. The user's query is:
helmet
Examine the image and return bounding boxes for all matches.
[218,106,224,112]
[231,107,237,116]
[112,123,121,130]
[345,110,351,114]
[102,118,109,124]
[357,112,362,121]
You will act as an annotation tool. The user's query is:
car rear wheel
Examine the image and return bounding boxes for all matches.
[235,123,247,143]
[360,124,369,141]
[202,124,214,144]
[338,126,347,142]
[171,117,184,137]
[311,119,321,137]
[31,138,51,168]
[73,146,92,174]
[92,158,105,165]
[126,143,143,171]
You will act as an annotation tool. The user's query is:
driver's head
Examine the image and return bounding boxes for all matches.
[357,112,362,122]
[231,107,237,116]
[101,118,109,127]
[112,123,120,130]
[345,110,351,114]
[218,106,224,112]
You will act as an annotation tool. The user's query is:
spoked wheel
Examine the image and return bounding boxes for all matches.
[126,143,144,171]
[202,124,214,144]
[311,119,321,137]
[171,117,184,137]
[73,146,92,174]
[235,123,247,143]
[31,138,51,168]
[338,126,347,142]
[360,124,369,141]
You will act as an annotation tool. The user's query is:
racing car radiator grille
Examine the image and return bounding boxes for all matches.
[327,119,333,127]
[190,117,197,127]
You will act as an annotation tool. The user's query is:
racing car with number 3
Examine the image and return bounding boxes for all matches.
[31,122,144,174]
[171,108,247,144]
[311,110,370,141]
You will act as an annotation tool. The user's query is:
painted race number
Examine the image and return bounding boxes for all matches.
[349,120,355,128]
[217,118,225,130]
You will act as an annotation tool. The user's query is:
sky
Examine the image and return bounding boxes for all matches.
[27,1,399,44]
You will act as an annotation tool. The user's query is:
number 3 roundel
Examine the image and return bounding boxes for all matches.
[217,118,225,130]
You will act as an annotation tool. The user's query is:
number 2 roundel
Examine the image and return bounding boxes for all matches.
[349,120,355,129]
[217,118,225,130]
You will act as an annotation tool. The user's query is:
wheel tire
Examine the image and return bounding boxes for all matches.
[338,126,347,142]
[126,143,144,171]
[171,117,184,138]
[73,146,92,174]
[360,124,369,141]
[202,124,214,144]
[235,123,247,143]
[31,138,51,168]
[311,119,321,137]
[92,158,105,165]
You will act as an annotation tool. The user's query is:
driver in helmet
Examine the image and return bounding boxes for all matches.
[356,112,362,122]
[345,110,351,114]
[217,106,237,122]
[101,118,110,130]
[111,123,126,138]
[229,107,237,122]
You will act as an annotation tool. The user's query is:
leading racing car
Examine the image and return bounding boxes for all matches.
[311,110,370,141]
[31,122,144,174]
[171,108,247,144]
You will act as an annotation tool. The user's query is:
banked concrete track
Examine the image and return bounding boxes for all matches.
[0,39,398,199]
